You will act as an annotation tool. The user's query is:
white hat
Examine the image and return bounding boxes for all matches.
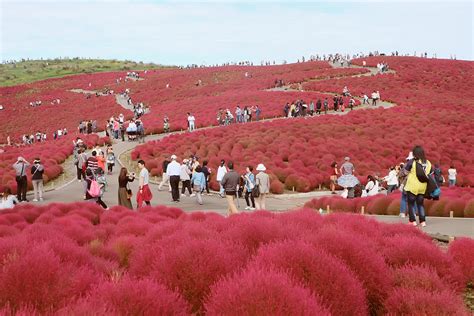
[344,157,350,161]
[256,163,266,171]
[171,154,177,160]
[406,152,414,160]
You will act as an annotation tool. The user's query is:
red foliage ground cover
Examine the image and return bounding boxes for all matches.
[0,134,109,193]
[0,204,470,314]
[304,187,474,218]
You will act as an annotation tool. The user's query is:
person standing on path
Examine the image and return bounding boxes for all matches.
[221,161,240,215]
[191,166,206,205]
[13,156,29,202]
[77,147,87,181]
[330,162,339,194]
[216,160,228,198]
[31,158,44,202]
[158,159,171,191]
[243,166,256,210]
[404,146,431,227]
[255,164,270,210]
[106,147,116,174]
[118,167,135,209]
[323,98,328,114]
[202,160,212,195]
[136,160,153,207]
[448,165,457,187]
[180,159,194,197]
[337,157,359,199]
[166,155,181,202]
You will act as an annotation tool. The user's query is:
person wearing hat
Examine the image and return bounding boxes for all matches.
[12,156,30,202]
[166,155,182,202]
[337,157,359,198]
[31,158,44,202]
[255,163,270,210]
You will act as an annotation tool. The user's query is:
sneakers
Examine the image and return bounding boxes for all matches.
[33,199,38,202]
[190,193,196,197]
[245,206,250,210]
[411,221,418,226]
[249,207,256,211]
[420,222,427,227]
[399,213,406,218]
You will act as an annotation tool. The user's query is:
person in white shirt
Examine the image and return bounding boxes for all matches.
[166,155,182,202]
[371,91,378,106]
[448,166,457,187]
[0,188,19,210]
[383,167,399,193]
[187,113,196,132]
[363,175,379,197]
[216,159,228,198]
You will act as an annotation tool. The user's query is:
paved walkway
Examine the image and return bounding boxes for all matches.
[27,62,473,239]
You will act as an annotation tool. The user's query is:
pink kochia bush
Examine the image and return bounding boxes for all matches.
[305,187,474,217]
[0,203,471,314]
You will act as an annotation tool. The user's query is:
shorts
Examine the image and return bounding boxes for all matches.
[330,175,338,184]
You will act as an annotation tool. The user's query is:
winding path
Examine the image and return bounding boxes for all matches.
[28,63,473,239]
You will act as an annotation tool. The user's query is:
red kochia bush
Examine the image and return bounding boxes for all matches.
[448,238,474,283]
[205,267,330,315]
[249,240,368,315]
[60,277,190,315]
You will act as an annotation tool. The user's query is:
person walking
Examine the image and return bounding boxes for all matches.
[216,160,228,198]
[330,162,339,194]
[166,155,181,202]
[84,168,108,209]
[383,166,399,194]
[202,160,212,195]
[31,158,44,202]
[187,113,196,132]
[180,159,193,197]
[448,165,457,187]
[118,167,135,209]
[106,147,116,174]
[13,156,30,202]
[323,98,328,114]
[86,151,99,172]
[255,164,270,210]
[76,147,87,181]
[158,159,171,191]
[404,146,432,227]
[221,161,240,215]
[191,166,206,205]
[136,160,153,207]
[0,188,19,210]
[243,166,256,210]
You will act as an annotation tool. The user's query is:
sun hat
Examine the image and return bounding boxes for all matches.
[344,157,350,161]
[17,156,24,162]
[256,163,266,171]
[171,154,177,160]
[406,152,414,160]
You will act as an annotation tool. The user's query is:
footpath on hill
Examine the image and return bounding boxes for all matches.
[30,62,474,239]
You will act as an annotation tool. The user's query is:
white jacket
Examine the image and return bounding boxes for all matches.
[216,166,228,182]
[364,181,379,197]
[384,170,399,186]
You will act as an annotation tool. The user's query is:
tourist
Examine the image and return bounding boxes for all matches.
[77,147,88,181]
[84,168,108,209]
[221,161,240,215]
[323,98,328,114]
[243,166,256,210]
[333,95,339,112]
[163,115,170,132]
[433,164,445,187]
[187,112,196,132]
[216,159,228,198]
[106,147,116,174]
[383,166,399,193]
[316,99,322,115]
[158,158,171,191]
[137,120,145,143]
[13,156,30,202]
[191,166,206,205]
[337,157,359,198]
[448,165,457,187]
[86,151,99,173]
[0,188,19,210]
[255,105,261,121]
[180,159,193,197]
[349,97,355,111]
[404,145,431,227]
[166,155,181,202]
[363,175,379,197]
[362,93,370,105]
[136,160,153,207]
[309,101,315,116]
[31,158,44,202]
[97,151,106,172]
[202,160,212,195]
[255,163,270,210]
[330,162,339,194]
[118,167,135,209]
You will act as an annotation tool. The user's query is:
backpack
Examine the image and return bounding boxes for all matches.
[252,179,261,198]
[415,162,429,183]
[425,173,441,200]
[88,180,101,198]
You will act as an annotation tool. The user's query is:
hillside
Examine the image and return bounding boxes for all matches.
[0,58,170,86]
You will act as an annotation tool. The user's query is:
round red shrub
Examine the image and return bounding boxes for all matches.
[205,267,330,315]
[448,237,474,284]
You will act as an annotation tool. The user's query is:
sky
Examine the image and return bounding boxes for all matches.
[1,0,473,65]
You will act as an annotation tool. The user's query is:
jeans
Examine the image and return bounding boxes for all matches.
[169,175,180,201]
[194,186,203,205]
[387,185,397,194]
[218,181,225,196]
[449,179,456,187]
[407,192,426,223]
[16,175,27,201]
[189,122,195,132]
[245,190,255,208]
[77,166,85,180]
[32,180,44,200]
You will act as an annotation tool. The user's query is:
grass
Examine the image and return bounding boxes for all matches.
[0,58,172,86]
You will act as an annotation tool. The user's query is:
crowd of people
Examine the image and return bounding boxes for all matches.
[329,145,457,227]
[216,106,262,126]
[78,120,97,134]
